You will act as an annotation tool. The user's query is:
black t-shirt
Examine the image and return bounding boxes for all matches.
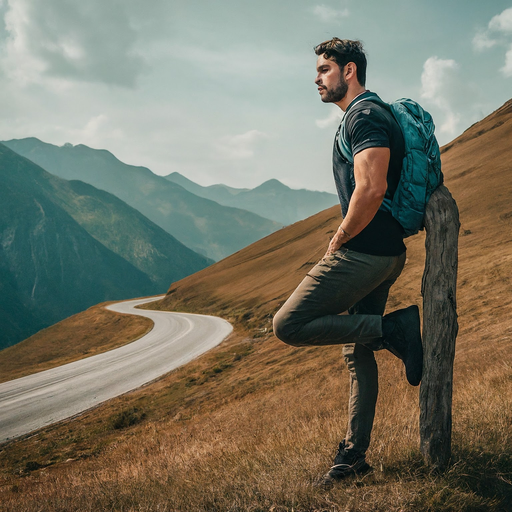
[332,92,406,256]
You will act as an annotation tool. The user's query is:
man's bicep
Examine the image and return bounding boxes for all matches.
[353,147,390,190]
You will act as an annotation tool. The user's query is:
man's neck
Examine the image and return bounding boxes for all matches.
[336,86,367,112]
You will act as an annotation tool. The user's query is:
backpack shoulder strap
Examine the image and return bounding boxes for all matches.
[337,92,387,163]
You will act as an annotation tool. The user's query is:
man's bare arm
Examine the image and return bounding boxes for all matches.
[325,147,390,256]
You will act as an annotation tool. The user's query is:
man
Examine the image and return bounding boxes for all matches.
[273,38,423,486]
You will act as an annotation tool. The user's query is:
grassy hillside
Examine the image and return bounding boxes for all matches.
[1,101,512,511]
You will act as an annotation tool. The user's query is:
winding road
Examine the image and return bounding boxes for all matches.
[0,296,233,443]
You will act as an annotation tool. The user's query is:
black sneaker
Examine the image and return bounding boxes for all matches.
[382,305,423,386]
[317,441,372,488]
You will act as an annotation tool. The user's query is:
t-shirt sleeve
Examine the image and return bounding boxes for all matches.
[345,104,391,156]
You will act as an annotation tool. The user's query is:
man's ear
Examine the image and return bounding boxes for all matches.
[345,62,357,81]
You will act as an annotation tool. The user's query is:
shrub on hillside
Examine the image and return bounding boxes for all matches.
[110,408,146,430]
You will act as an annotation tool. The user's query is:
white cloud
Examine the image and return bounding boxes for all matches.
[420,57,461,137]
[503,46,512,77]
[212,130,268,160]
[315,107,342,128]
[439,111,461,137]
[473,31,498,52]
[473,7,512,77]
[420,57,458,102]
[312,4,349,23]
[492,8,512,77]
[489,7,512,33]
[1,0,146,87]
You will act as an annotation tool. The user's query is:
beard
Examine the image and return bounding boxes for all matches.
[321,76,348,103]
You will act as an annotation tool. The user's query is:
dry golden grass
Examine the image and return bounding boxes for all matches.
[1,101,512,511]
[0,303,153,383]
[1,337,510,511]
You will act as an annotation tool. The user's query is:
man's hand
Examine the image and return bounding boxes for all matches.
[324,226,350,258]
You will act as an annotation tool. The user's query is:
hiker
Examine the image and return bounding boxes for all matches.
[273,38,425,486]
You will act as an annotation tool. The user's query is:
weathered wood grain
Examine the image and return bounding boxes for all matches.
[420,184,460,469]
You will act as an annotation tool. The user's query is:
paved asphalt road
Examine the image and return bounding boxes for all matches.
[0,296,233,443]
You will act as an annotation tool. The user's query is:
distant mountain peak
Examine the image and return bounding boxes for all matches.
[165,171,195,184]
[254,179,289,192]
[6,136,45,146]
[164,171,338,225]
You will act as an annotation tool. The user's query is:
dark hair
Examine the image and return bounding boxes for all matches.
[314,38,367,86]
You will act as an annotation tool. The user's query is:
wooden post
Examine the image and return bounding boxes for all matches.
[419,184,460,469]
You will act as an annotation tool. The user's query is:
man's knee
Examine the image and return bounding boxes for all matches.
[272,309,304,347]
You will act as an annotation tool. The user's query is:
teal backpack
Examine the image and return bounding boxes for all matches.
[338,93,443,237]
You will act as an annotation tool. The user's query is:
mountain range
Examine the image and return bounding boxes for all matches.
[2,139,282,261]
[0,143,210,349]
[165,172,338,226]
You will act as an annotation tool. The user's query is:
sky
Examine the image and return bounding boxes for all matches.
[0,1,511,193]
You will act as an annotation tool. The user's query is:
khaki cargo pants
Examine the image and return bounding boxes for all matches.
[273,247,406,455]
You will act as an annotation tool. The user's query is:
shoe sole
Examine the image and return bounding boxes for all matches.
[402,305,423,386]
[316,463,373,488]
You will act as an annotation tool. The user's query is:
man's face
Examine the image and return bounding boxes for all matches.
[315,54,347,103]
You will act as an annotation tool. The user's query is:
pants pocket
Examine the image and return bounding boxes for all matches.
[322,247,349,267]
[306,248,349,281]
